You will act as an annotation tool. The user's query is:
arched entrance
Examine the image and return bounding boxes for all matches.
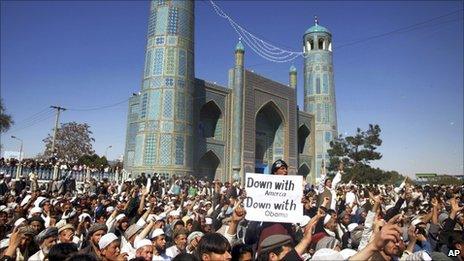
[197,150,220,181]
[298,163,310,178]
[255,102,284,174]
[199,101,222,140]
[298,124,310,154]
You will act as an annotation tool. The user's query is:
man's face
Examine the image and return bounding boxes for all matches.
[59,229,74,243]
[384,241,400,257]
[274,166,288,175]
[325,217,337,232]
[174,223,184,231]
[203,224,212,233]
[19,234,32,249]
[42,202,51,212]
[121,220,129,230]
[41,236,57,251]
[269,246,292,261]
[153,235,167,252]
[202,251,232,261]
[342,214,351,225]
[136,245,153,261]
[30,221,42,233]
[325,179,332,188]
[91,230,106,245]
[0,212,9,225]
[97,216,107,224]
[186,223,193,232]
[101,241,121,261]
[175,234,187,250]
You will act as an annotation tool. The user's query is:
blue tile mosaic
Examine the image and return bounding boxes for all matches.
[159,134,172,165]
[163,90,173,119]
[178,49,186,77]
[153,48,164,76]
[175,136,184,165]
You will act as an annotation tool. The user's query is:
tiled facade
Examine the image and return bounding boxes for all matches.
[124,0,338,183]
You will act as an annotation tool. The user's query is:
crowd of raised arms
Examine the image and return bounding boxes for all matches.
[0,159,462,261]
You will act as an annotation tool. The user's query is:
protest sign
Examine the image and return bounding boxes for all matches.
[244,173,303,223]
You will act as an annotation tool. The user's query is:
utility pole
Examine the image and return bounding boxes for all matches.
[50,106,66,154]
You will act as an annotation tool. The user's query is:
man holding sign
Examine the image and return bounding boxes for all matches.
[244,160,304,255]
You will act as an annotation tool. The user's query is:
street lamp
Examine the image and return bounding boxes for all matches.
[105,145,113,159]
[11,135,23,180]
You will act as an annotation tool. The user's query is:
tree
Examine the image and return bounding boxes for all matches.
[328,124,404,185]
[78,154,108,168]
[0,99,13,133]
[43,122,95,162]
[327,124,382,171]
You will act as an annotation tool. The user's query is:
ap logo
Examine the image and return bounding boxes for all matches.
[448,249,461,257]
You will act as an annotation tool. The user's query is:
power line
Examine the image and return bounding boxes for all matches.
[336,9,463,49]
[5,112,56,135]
[67,98,130,112]
[7,108,54,130]
[207,0,462,65]
[245,10,463,69]
[14,107,51,124]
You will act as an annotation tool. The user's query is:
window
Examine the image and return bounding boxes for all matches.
[324,103,330,123]
[308,75,314,95]
[316,77,321,94]
[318,39,324,50]
[325,131,331,142]
[140,94,148,119]
[323,74,328,94]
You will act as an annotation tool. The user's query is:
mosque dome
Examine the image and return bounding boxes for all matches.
[305,16,331,35]
[235,40,245,52]
[289,65,297,73]
[305,24,331,34]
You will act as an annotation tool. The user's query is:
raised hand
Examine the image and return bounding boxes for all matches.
[407,225,416,242]
[388,213,403,225]
[141,186,149,197]
[372,223,402,251]
[322,196,330,207]
[231,206,246,223]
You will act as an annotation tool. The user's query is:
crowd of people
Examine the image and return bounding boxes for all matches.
[0,157,114,174]
[0,159,463,261]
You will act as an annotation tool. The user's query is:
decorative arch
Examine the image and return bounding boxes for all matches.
[197,150,220,181]
[254,101,285,174]
[255,100,286,124]
[298,124,311,154]
[298,163,310,177]
[199,100,223,140]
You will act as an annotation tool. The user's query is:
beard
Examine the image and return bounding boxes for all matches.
[155,245,165,254]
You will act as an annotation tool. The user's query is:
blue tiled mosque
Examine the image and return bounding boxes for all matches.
[124,0,338,183]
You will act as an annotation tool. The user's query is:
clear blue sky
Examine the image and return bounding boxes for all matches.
[1,1,463,177]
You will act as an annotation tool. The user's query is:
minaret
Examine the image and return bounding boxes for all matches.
[303,16,338,179]
[289,65,297,89]
[124,0,195,176]
[232,40,245,181]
